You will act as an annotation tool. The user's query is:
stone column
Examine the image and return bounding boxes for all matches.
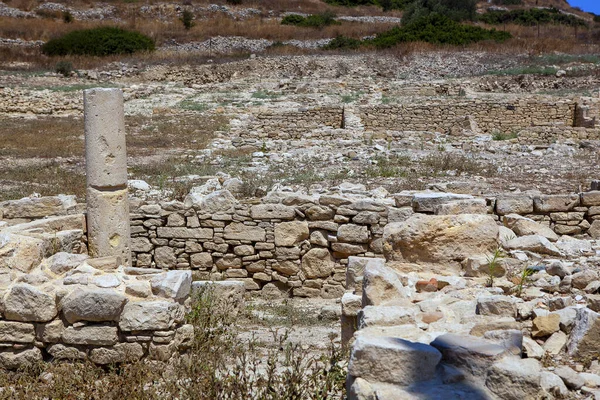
[84,88,131,266]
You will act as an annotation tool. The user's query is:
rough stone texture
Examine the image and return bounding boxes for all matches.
[86,187,131,265]
[348,336,442,385]
[84,88,131,266]
[431,334,508,377]
[3,283,57,322]
[0,348,42,370]
[485,358,542,400]
[119,301,183,331]
[274,221,309,247]
[61,288,128,324]
[301,248,334,279]
[567,308,600,359]
[0,233,48,273]
[383,214,499,268]
[62,325,119,346]
[361,263,407,306]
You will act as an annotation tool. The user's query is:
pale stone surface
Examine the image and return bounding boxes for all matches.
[476,296,518,317]
[358,306,416,328]
[411,192,473,213]
[349,336,442,385]
[45,252,88,275]
[84,88,128,188]
[250,204,295,220]
[485,358,542,400]
[62,325,119,346]
[301,248,334,279]
[0,233,48,273]
[554,366,585,390]
[337,224,369,244]
[383,214,499,268]
[89,342,144,365]
[0,321,35,343]
[543,331,567,355]
[362,263,407,306]
[61,288,127,323]
[431,333,508,377]
[496,195,533,215]
[504,235,562,256]
[567,308,600,359]
[274,221,309,247]
[185,189,236,213]
[47,344,87,360]
[505,214,559,241]
[1,195,76,219]
[151,270,191,301]
[3,283,57,322]
[434,198,487,215]
[119,301,183,331]
[223,222,266,241]
[532,313,560,337]
[86,187,131,265]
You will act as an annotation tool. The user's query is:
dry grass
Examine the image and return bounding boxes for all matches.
[0,113,227,201]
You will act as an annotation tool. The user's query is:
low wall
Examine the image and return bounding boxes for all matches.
[358,99,576,133]
[125,190,600,298]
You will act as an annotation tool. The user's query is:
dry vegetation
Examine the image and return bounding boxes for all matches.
[0,288,346,400]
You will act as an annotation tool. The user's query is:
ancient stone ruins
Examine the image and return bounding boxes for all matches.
[1,86,600,399]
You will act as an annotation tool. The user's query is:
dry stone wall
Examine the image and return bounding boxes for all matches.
[359,99,576,133]
[124,189,600,298]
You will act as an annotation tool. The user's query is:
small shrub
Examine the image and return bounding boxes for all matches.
[54,61,73,77]
[324,0,410,10]
[226,0,243,4]
[62,10,73,23]
[492,130,518,140]
[594,14,600,23]
[281,12,340,28]
[322,35,361,50]
[180,10,194,30]
[492,0,522,4]
[42,27,155,57]
[402,0,478,25]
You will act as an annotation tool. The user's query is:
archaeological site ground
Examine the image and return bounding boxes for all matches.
[2,0,600,398]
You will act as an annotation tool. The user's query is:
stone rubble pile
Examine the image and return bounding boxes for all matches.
[0,210,193,369]
[343,206,600,399]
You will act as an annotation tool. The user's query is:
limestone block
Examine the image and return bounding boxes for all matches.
[84,88,128,188]
[184,189,236,213]
[36,319,64,343]
[347,257,385,294]
[496,195,533,215]
[131,237,153,253]
[504,214,558,242]
[504,235,562,256]
[337,224,369,244]
[301,248,334,279]
[3,283,57,322]
[476,296,519,318]
[348,336,442,386]
[533,194,579,212]
[362,263,407,306]
[47,344,87,360]
[44,252,88,275]
[1,195,76,219]
[485,358,542,400]
[156,227,213,240]
[358,306,416,328]
[0,321,35,343]
[581,191,600,206]
[567,308,600,359]
[223,223,266,241]
[119,301,184,331]
[62,325,119,346]
[61,288,128,324]
[0,348,42,370]
[190,252,213,269]
[86,187,131,265]
[90,343,144,365]
[154,246,176,269]
[434,198,487,215]
[411,192,473,213]
[274,221,309,247]
[383,214,499,268]
[250,204,295,220]
[0,233,48,273]
[151,270,191,301]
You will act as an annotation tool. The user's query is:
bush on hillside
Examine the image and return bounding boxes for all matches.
[281,12,340,28]
[492,0,523,5]
[478,7,587,27]
[41,27,155,57]
[323,35,362,49]
[368,14,511,47]
[402,0,478,25]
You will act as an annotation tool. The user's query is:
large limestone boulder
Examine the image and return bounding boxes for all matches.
[301,248,334,279]
[0,233,49,273]
[184,189,236,213]
[503,214,558,242]
[61,288,128,324]
[3,283,57,322]
[348,336,442,386]
[150,270,192,301]
[0,348,42,370]
[0,195,76,219]
[382,214,499,269]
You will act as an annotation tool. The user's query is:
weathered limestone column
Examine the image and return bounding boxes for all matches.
[84,88,131,266]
